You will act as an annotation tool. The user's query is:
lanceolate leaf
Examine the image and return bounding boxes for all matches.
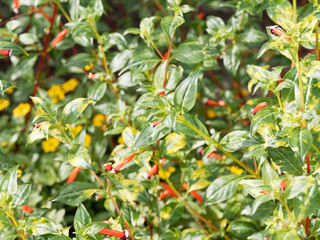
[0,165,19,195]
[0,41,28,59]
[74,203,92,232]
[61,98,94,124]
[288,127,312,161]
[161,16,185,40]
[68,146,96,172]
[267,147,303,175]
[172,43,204,64]
[52,182,98,205]
[173,70,200,112]
[205,175,243,205]
[25,217,59,235]
[220,131,260,152]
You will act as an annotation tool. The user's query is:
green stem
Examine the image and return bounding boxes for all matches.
[295,56,307,128]
[293,0,297,24]
[275,92,284,112]
[177,117,260,179]
[238,11,245,32]
[316,23,319,61]
[281,199,296,226]
[148,36,164,59]
[54,0,72,22]
[312,143,320,155]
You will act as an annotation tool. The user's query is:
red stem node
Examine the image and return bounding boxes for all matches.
[66,167,82,183]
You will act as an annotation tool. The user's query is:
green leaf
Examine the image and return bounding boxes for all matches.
[87,82,107,101]
[120,50,161,74]
[25,217,59,235]
[176,113,209,137]
[268,228,300,240]
[250,107,278,137]
[205,175,242,205]
[288,127,312,161]
[27,124,46,145]
[267,147,303,175]
[0,80,15,97]
[153,60,167,90]
[161,16,185,40]
[220,131,260,152]
[266,0,294,26]
[251,194,273,215]
[52,181,98,205]
[241,28,267,43]
[0,41,28,59]
[30,97,55,121]
[117,179,151,204]
[0,165,19,195]
[173,70,200,112]
[227,221,258,239]
[51,236,72,240]
[74,203,92,232]
[82,222,108,236]
[134,122,170,150]
[72,22,95,48]
[223,43,241,76]
[293,184,320,221]
[0,212,16,240]
[61,98,94,124]
[12,183,32,207]
[161,201,184,227]
[68,146,96,171]
[285,176,315,199]
[262,161,279,187]
[172,43,204,64]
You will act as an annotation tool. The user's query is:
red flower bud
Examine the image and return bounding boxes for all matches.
[159,189,171,200]
[251,102,267,114]
[114,153,136,172]
[36,123,41,128]
[183,183,203,204]
[278,74,282,84]
[163,51,169,60]
[98,228,126,239]
[21,205,33,213]
[197,13,205,20]
[159,91,165,96]
[160,183,178,198]
[52,29,69,48]
[151,117,164,128]
[104,163,112,171]
[0,49,12,56]
[147,158,165,178]
[270,26,290,41]
[66,167,81,184]
[280,180,288,192]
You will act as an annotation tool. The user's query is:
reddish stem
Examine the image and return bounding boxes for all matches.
[208,70,223,89]
[305,216,309,236]
[306,154,310,174]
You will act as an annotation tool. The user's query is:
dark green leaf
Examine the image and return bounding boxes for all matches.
[25,217,59,235]
[220,130,260,152]
[74,203,92,232]
[0,41,28,59]
[288,127,312,161]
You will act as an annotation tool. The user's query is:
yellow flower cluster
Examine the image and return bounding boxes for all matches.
[84,134,92,147]
[0,99,10,111]
[84,63,93,72]
[13,103,31,117]
[93,114,108,127]
[48,78,79,104]
[5,87,14,94]
[42,138,60,153]
[206,109,216,118]
[159,167,176,179]
[228,166,243,175]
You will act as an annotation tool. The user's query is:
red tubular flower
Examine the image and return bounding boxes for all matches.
[206,99,226,107]
[21,205,33,213]
[13,0,19,13]
[278,74,282,84]
[159,91,165,96]
[147,158,165,178]
[163,51,169,60]
[52,29,69,48]
[160,183,178,198]
[270,26,291,41]
[280,180,288,192]
[260,190,270,195]
[66,167,81,183]
[151,117,164,128]
[159,189,171,200]
[114,153,136,172]
[251,102,267,114]
[183,183,203,204]
[200,149,223,160]
[0,49,12,56]
[98,228,126,239]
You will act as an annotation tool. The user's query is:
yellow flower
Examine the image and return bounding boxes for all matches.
[196,160,204,167]
[206,109,216,118]
[48,84,65,104]
[1,141,8,147]
[93,114,108,127]
[71,125,83,138]
[85,133,92,147]
[159,167,176,179]
[84,63,93,72]
[0,99,10,111]
[13,103,31,117]
[17,169,22,178]
[42,138,60,153]
[196,92,201,99]
[62,78,79,93]
[5,87,14,94]
[118,136,124,145]
[228,166,243,175]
